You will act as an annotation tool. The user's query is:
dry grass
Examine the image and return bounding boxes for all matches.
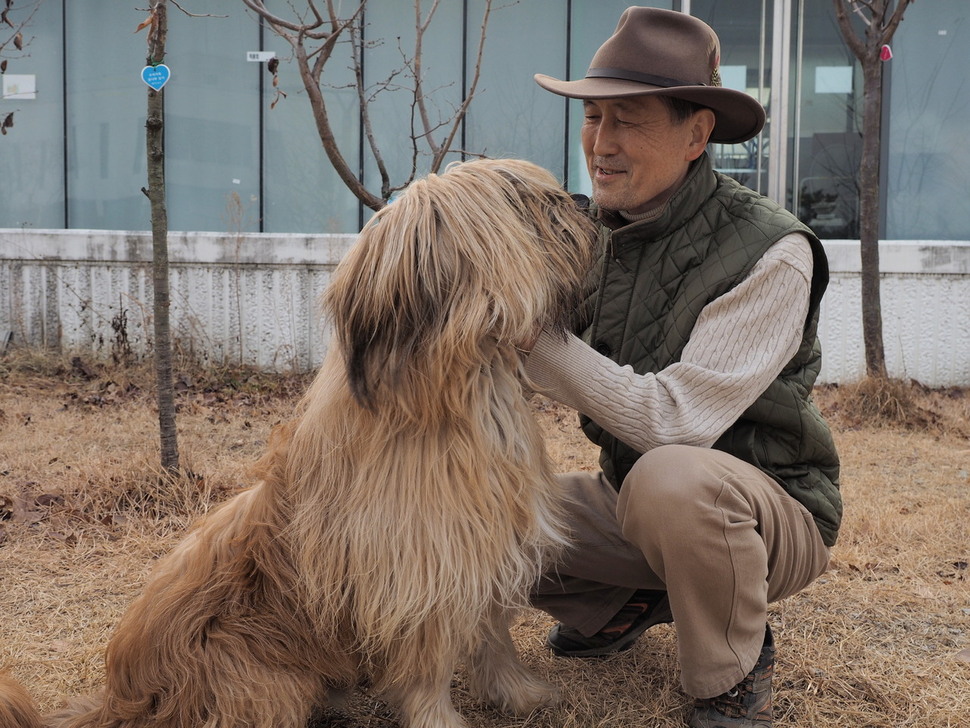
[1,350,968,727]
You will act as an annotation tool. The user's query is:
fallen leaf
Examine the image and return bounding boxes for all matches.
[956,649,970,663]
[134,13,154,34]
[35,493,64,508]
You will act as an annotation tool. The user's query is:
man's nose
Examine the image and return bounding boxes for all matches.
[590,123,619,156]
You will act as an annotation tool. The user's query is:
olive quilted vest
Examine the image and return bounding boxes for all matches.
[578,154,842,546]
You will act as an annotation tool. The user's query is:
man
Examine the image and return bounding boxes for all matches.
[526,7,841,728]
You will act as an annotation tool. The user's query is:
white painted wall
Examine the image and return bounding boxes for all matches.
[818,240,970,385]
[0,229,355,372]
[2,230,969,385]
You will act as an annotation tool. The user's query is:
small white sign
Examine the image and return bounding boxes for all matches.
[246,51,276,63]
[2,74,37,100]
[816,66,853,94]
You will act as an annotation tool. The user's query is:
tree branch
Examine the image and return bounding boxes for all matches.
[244,0,494,209]
[294,37,383,210]
[412,0,441,153]
[169,0,227,18]
[833,0,866,60]
[1,0,41,61]
[350,17,392,199]
[242,0,326,34]
[880,0,914,44]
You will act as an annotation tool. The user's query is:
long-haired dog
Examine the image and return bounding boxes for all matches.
[2,158,596,728]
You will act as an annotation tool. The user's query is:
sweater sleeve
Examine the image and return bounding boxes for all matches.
[524,232,814,452]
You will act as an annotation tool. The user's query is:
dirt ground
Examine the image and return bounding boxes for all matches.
[0,352,968,727]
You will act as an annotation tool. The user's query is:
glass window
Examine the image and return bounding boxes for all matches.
[362,0,463,201]
[0,0,64,229]
[464,0,569,182]
[165,6,260,233]
[692,0,771,196]
[885,1,969,240]
[789,0,862,239]
[2,1,965,240]
[259,6,360,233]
[64,2,149,230]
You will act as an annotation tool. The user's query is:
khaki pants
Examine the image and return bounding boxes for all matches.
[533,444,831,698]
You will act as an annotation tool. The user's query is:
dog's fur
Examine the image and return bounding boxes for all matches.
[0,673,42,728]
[1,158,596,728]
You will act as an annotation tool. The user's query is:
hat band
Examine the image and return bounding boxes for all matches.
[586,67,706,89]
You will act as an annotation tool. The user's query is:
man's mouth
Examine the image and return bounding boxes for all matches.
[594,163,625,177]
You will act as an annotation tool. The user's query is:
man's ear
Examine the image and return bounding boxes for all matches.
[686,108,716,161]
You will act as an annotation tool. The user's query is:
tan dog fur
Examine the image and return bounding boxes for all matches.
[1,158,595,728]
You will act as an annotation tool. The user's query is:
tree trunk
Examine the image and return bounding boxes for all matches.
[832,0,915,381]
[146,0,180,473]
[858,57,888,378]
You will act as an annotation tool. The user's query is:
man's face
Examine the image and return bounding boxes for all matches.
[581,95,711,215]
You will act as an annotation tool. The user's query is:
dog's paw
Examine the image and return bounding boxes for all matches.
[473,671,560,715]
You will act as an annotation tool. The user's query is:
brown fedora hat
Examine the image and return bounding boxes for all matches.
[535,7,765,144]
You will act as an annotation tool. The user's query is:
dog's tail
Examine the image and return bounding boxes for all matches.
[0,671,42,728]
[0,671,105,728]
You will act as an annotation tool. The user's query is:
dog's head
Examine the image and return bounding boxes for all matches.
[323,158,596,408]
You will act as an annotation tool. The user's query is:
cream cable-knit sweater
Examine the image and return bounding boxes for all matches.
[525,232,813,454]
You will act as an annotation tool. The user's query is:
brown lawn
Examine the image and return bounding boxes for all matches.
[1,351,968,727]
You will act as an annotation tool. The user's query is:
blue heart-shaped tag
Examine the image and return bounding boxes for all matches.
[141,64,171,91]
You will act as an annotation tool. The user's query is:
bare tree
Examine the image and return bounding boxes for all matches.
[833,0,915,379]
[1,0,42,136]
[138,0,179,474]
[242,0,494,211]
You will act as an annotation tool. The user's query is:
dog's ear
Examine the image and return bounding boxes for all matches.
[341,280,444,408]
[323,200,451,408]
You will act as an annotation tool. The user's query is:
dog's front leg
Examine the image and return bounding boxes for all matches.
[383,663,467,728]
[465,607,559,716]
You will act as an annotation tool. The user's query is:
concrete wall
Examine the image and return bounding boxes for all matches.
[0,229,355,372]
[819,240,970,385]
[3,230,970,385]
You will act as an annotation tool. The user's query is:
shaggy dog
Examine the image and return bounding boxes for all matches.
[1,158,596,728]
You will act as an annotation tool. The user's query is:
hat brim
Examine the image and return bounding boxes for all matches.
[535,73,765,144]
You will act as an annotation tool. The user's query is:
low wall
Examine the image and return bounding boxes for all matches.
[820,240,970,386]
[0,229,355,372]
[2,230,970,385]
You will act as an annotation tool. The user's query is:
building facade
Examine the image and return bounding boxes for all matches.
[1,0,968,239]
